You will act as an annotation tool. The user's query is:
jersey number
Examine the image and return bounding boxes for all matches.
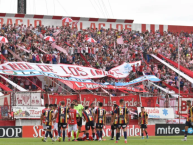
[61,108,64,114]
[70,112,74,118]
[100,110,103,116]
[120,109,123,115]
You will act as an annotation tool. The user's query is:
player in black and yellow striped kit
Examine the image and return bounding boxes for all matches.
[182,100,193,141]
[138,107,148,139]
[42,104,55,142]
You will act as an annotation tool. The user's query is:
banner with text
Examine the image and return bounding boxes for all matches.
[13,106,44,118]
[15,92,41,106]
[137,107,174,119]
[0,61,141,79]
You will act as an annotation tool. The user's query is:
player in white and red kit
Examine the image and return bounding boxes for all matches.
[68,104,80,141]
[53,104,59,140]
[40,104,49,141]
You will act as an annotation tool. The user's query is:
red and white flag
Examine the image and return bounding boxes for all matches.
[53,29,61,36]
[117,36,124,44]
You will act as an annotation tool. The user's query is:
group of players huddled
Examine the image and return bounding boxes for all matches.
[41,99,149,143]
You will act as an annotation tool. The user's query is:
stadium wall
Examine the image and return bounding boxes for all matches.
[1,13,193,33]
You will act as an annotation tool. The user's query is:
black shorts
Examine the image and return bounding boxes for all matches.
[140,124,147,129]
[111,124,117,130]
[58,123,67,129]
[77,117,82,127]
[46,125,52,130]
[96,123,103,129]
[85,121,95,130]
[185,121,193,128]
[117,124,127,129]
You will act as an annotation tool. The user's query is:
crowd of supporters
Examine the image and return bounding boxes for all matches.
[0,23,193,95]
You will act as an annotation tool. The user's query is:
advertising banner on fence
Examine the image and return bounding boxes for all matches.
[0,126,22,138]
[13,106,44,119]
[179,98,193,114]
[49,94,139,111]
[0,61,141,79]
[140,97,157,107]
[137,107,174,119]
[155,124,192,136]
[15,92,41,106]
[22,125,155,138]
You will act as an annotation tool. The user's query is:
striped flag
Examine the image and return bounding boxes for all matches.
[117,36,124,44]
[73,21,79,27]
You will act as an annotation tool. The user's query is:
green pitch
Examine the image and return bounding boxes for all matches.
[1,136,193,145]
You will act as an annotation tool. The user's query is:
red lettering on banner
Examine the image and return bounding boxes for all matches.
[116,24,123,31]
[26,63,34,69]
[80,22,83,30]
[110,24,112,30]
[125,24,132,31]
[46,66,56,73]
[0,18,4,27]
[90,23,96,30]
[27,19,30,27]
[15,19,23,26]
[0,66,10,70]
[37,65,50,72]
[7,19,12,25]
[72,22,78,29]
[98,23,105,30]
[76,67,88,76]
[68,67,80,76]
[34,20,42,28]
[7,63,20,70]
[90,69,96,76]
[60,66,71,75]
[95,70,103,75]
[17,63,28,69]
[112,69,123,75]
[108,71,114,76]
[181,101,187,111]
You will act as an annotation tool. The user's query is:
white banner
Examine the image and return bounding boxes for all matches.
[179,98,193,114]
[166,119,186,124]
[137,107,174,119]
[0,61,141,79]
[13,106,44,118]
[15,92,41,106]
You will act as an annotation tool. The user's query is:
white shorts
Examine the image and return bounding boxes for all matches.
[53,122,58,130]
[68,124,77,132]
[43,123,47,130]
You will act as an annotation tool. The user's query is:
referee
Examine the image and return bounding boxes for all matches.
[72,99,84,140]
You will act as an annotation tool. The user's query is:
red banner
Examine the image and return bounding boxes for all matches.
[111,95,140,109]
[22,125,155,138]
[140,97,157,107]
[59,79,147,92]
[49,94,139,111]
[49,94,78,106]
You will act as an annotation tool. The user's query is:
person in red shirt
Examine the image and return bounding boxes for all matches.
[40,104,49,140]
[53,104,59,140]
[68,104,80,141]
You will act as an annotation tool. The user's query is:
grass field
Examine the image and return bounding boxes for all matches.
[1,136,193,145]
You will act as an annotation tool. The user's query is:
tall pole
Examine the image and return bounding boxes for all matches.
[178,37,181,123]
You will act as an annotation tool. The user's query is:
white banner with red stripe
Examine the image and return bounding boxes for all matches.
[0,61,141,79]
